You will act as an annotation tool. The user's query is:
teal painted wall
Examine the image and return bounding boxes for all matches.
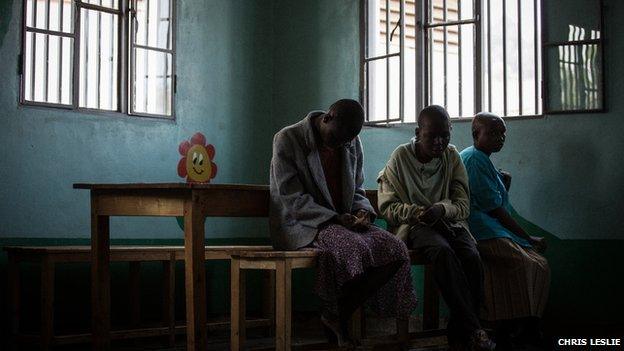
[270,0,624,327]
[1,0,623,343]
[0,0,274,240]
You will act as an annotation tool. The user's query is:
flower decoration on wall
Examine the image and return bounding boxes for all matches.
[177,132,217,183]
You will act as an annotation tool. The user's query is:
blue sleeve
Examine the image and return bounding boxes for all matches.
[464,156,503,213]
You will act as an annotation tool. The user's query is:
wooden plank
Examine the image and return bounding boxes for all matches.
[128,262,141,327]
[275,259,292,351]
[94,192,185,216]
[239,259,276,270]
[183,196,207,351]
[236,250,319,259]
[196,189,269,217]
[230,257,246,350]
[74,183,269,191]
[422,264,440,330]
[41,256,55,351]
[162,255,176,347]
[291,257,317,269]
[8,254,19,351]
[91,195,111,351]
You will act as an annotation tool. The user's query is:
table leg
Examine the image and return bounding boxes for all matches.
[183,199,207,350]
[41,257,55,351]
[91,210,111,351]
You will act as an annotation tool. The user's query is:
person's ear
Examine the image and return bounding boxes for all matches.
[414,127,420,141]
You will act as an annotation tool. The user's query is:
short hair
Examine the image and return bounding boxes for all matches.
[417,105,451,127]
[328,99,364,125]
[472,112,503,136]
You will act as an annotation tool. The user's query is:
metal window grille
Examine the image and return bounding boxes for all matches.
[541,0,604,114]
[361,0,543,123]
[20,0,176,119]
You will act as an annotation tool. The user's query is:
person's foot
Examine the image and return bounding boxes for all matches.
[321,314,353,348]
[470,329,496,351]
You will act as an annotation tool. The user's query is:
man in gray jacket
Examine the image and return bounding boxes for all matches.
[269,99,416,346]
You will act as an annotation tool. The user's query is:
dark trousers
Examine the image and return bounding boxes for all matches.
[409,225,484,341]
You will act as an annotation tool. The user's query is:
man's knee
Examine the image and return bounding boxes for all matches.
[424,244,457,265]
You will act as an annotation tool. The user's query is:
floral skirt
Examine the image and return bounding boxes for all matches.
[309,224,417,319]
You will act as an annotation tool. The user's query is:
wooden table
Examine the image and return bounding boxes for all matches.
[73,183,270,351]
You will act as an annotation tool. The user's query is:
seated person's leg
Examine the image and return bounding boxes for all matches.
[447,228,485,315]
[410,225,481,341]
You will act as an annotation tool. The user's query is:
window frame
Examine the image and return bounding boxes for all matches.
[540,0,605,115]
[19,0,177,120]
[360,0,546,125]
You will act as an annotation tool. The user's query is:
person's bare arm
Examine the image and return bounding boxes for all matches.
[488,207,547,252]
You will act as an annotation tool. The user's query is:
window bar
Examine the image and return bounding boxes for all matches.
[502,0,507,115]
[84,8,90,106]
[30,0,37,100]
[44,0,51,102]
[458,0,462,117]
[428,0,433,106]
[160,0,166,113]
[474,0,482,113]
[517,0,522,114]
[399,0,404,121]
[144,0,150,111]
[385,0,390,122]
[109,8,114,109]
[574,27,581,108]
[487,0,491,111]
[72,0,81,109]
[533,0,538,113]
[443,0,448,108]
[364,0,369,120]
[58,0,64,103]
[118,0,127,113]
[96,8,101,109]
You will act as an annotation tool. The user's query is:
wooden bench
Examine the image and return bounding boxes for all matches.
[230,190,443,351]
[4,245,272,350]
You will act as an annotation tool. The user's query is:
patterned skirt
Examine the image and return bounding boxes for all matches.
[310,224,417,319]
[478,238,550,321]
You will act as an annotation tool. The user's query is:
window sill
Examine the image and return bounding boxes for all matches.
[18,101,176,123]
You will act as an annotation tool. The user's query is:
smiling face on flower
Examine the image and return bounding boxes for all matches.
[177,132,217,183]
[186,144,212,182]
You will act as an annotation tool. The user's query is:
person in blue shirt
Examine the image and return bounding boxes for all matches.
[460,112,550,349]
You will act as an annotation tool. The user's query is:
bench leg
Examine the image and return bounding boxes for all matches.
[275,260,292,351]
[423,264,439,330]
[262,270,276,336]
[8,255,19,351]
[91,212,111,351]
[162,256,176,347]
[129,262,141,327]
[41,257,55,351]
[230,257,246,351]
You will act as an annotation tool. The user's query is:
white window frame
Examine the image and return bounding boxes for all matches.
[19,0,177,119]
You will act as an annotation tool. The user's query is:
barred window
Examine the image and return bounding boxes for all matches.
[21,0,176,119]
[362,0,543,123]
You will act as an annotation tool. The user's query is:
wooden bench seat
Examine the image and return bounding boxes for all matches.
[231,249,442,351]
[4,245,272,350]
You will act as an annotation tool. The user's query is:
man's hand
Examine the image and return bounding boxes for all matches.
[500,170,512,191]
[335,213,358,228]
[352,210,372,232]
[418,204,445,225]
[529,236,547,253]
